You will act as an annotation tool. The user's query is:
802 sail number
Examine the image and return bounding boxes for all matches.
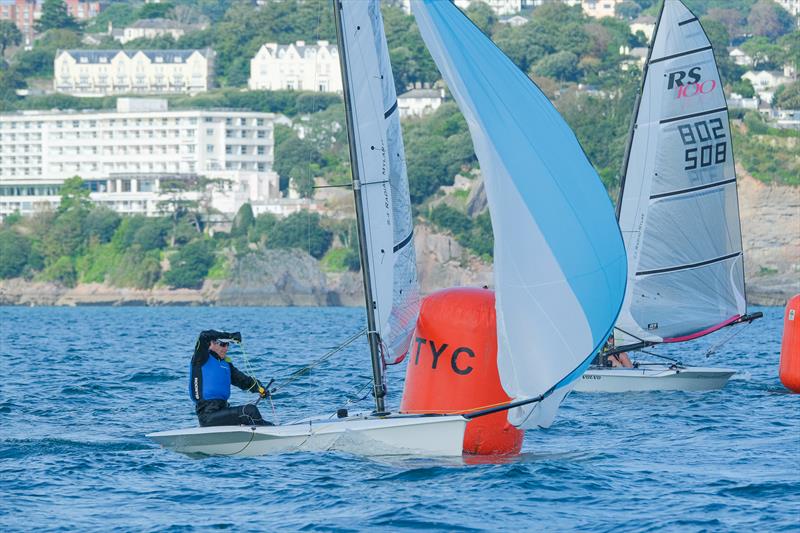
[677,118,727,170]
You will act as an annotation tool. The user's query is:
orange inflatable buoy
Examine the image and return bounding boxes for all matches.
[779,294,800,393]
[400,287,523,455]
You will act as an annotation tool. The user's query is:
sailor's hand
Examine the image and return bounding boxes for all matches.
[258,386,269,399]
[230,332,242,343]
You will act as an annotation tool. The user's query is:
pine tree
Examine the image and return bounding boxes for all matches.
[35,0,81,33]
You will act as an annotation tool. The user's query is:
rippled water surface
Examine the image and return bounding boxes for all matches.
[0,305,797,531]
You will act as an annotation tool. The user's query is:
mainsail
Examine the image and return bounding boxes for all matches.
[335,0,421,407]
[615,0,746,345]
[412,0,627,428]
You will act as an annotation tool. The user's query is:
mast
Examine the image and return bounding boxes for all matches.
[615,0,666,220]
[332,0,387,414]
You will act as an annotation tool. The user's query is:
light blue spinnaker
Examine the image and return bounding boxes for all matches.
[412,0,627,428]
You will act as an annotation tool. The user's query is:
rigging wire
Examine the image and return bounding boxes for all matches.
[704,320,749,358]
[270,327,367,394]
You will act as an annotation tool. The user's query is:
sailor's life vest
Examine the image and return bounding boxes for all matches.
[189,354,231,402]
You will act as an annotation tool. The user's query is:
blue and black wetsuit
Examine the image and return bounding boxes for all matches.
[189,330,272,427]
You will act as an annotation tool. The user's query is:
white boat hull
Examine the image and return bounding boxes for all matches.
[147,413,468,457]
[573,365,735,393]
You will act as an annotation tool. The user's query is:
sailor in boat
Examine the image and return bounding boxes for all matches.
[189,330,272,427]
[593,335,633,368]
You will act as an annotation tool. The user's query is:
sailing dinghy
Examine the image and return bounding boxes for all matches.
[149,0,627,457]
[575,0,761,394]
[149,0,467,457]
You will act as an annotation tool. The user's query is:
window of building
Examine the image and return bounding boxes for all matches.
[206,144,214,153]
[225,145,233,154]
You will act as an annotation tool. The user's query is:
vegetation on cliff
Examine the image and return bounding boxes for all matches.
[0,180,348,288]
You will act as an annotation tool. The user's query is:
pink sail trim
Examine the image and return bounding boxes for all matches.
[662,315,741,343]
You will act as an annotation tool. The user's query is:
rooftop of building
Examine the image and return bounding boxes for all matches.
[57,49,212,63]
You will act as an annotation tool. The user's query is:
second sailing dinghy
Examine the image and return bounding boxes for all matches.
[149,0,626,457]
[575,0,761,393]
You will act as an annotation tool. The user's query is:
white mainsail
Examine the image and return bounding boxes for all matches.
[412,0,627,428]
[338,1,421,362]
[616,0,746,345]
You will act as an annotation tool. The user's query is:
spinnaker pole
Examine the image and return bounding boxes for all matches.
[332,0,387,414]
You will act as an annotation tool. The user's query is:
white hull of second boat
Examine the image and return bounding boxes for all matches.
[147,413,467,457]
[574,365,736,393]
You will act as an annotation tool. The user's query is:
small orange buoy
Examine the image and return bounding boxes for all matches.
[400,287,523,455]
[779,294,800,393]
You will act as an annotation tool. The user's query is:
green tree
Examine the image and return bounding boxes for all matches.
[532,51,581,81]
[41,208,87,263]
[383,5,440,90]
[774,81,800,109]
[84,206,121,244]
[747,0,794,39]
[14,29,82,78]
[85,3,138,33]
[251,212,278,244]
[730,78,756,98]
[0,66,24,106]
[164,239,215,289]
[741,36,783,69]
[35,0,81,32]
[133,218,170,251]
[58,176,91,214]
[705,8,746,39]
[466,1,497,35]
[0,20,22,59]
[290,165,316,199]
[615,1,641,20]
[230,202,255,238]
[41,256,77,286]
[274,135,323,192]
[0,230,31,278]
[267,211,332,259]
[139,2,175,19]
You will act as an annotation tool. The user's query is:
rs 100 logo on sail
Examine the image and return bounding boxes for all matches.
[666,66,717,98]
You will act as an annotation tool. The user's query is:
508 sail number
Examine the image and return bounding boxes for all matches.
[677,118,727,170]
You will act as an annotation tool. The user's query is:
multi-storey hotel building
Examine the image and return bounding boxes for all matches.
[0,98,279,218]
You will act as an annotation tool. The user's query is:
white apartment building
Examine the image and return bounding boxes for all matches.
[0,99,280,218]
[249,40,342,93]
[581,0,622,19]
[54,49,214,97]
[398,88,445,118]
[742,70,793,102]
[118,18,194,44]
[729,47,755,67]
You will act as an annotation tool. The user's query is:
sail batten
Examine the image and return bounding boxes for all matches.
[412,0,627,429]
[615,0,747,345]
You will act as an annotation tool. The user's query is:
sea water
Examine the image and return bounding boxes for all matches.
[0,305,797,531]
